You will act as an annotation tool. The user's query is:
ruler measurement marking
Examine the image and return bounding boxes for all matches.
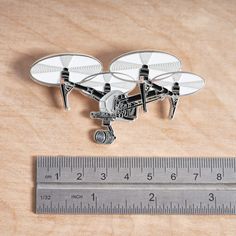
[234,159,236,172]
[58,159,61,177]
[175,162,178,177]
[199,163,202,177]
[47,158,49,172]
[187,158,190,173]
[140,158,143,173]
[82,158,85,177]
[129,159,132,177]
[210,159,213,172]
[222,164,225,177]
[70,157,73,172]
[105,158,108,176]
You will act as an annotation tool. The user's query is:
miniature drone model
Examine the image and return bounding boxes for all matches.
[30,51,205,144]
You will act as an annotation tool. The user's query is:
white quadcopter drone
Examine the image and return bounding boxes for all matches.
[30,50,205,144]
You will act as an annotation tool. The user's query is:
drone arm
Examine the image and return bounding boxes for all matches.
[168,82,180,119]
[147,81,173,96]
[146,81,180,119]
[60,69,74,110]
[74,83,104,101]
[139,65,149,112]
[126,89,165,107]
[124,83,179,119]
[168,96,179,119]
[60,78,104,110]
[127,84,172,104]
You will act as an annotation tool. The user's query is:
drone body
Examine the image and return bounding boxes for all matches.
[30,51,205,144]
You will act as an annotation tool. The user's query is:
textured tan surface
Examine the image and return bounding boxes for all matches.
[0,0,236,235]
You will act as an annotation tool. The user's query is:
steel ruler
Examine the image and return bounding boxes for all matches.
[36,156,236,214]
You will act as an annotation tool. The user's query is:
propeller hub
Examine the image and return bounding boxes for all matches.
[139,64,149,78]
[61,68,69,81]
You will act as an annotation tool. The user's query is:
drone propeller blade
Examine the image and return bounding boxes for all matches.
[139,82,147,112]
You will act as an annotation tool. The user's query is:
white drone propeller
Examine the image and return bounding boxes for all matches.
[30,53,103,109]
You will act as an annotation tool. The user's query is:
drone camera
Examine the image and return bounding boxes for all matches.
[94,130,116,144]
